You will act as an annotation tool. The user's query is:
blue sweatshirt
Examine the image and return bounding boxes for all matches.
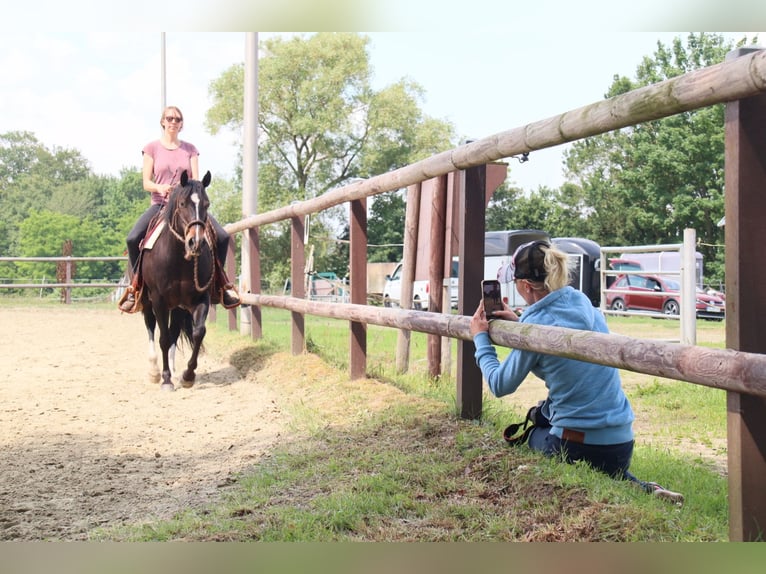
[473,286,634,445]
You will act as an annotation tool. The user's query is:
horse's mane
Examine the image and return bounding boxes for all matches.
[164,179,189,222]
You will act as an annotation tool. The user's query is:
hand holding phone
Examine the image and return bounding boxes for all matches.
[482,279,503,320]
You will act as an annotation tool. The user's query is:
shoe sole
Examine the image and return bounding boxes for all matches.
[653,488,684,504]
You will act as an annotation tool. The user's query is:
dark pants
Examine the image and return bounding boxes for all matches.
[528,425,636,480]
[126,206,231,274]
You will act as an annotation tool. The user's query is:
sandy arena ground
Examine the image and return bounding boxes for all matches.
[0,306,290,540]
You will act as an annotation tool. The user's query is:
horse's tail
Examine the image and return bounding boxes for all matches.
[172,308,195,350]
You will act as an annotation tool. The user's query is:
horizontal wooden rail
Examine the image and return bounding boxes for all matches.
[0,256,128,296]
[226,48,766,234]
[0,283,124,289]
[245,293,766,398]
[0,256,127,263]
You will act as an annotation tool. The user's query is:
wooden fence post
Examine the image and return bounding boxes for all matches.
[291,216,306,355]
[349,198,367,379]
[456,165,487,419]
[226,240,237,331]
[396,184,421,373]
[249,227,262,340]
[724,47,766,542]
[428,175,448,378]
[64,259,72,305]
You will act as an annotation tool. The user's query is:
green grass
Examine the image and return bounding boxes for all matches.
[1,296,730,540]
[91,304,728,541]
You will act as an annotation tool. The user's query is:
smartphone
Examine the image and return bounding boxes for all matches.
[482,279,503,319]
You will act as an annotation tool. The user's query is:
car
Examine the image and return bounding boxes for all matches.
[382,262,429,309]
[606,273,725,321]
[383,260,459,310]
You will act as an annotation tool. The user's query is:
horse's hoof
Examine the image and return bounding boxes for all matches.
[181,370,195,388]
[160,383,175,392]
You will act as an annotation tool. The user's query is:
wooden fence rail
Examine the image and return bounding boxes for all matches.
[225,47,766,540]
[0,257,128,292]
[248,293,766,398]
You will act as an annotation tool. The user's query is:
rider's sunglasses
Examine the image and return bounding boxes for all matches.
[165,116,183,123]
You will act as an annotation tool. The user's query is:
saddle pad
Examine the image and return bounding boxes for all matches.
[143,221,166,250]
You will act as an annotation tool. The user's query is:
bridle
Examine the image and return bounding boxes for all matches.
[166,185,215,293]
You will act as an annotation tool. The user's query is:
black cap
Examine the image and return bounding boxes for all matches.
[512,240,549,281]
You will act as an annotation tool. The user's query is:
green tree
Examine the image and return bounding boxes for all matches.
[98,169,147,239]
[486,182,589,238]
[17,210,118,283]
[367,191,405,263]
[564,33,752,285]
[205,33,455,277]
[0,131,92,255]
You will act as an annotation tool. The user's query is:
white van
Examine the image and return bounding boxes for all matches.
[383,259,459,310]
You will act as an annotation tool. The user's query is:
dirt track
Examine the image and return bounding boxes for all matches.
[0,306,290,540]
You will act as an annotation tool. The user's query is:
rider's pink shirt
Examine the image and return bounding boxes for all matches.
[142,140,200,206]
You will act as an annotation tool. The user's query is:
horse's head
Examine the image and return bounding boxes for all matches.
[167,170,212,260]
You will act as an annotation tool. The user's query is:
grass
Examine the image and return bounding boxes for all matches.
[0,295,730,540]
[86,304,729,541]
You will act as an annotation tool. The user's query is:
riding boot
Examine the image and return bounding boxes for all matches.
[213,260,241,309]
[118,266,143,314]
[221,283,241,308]
[118,285,140,313]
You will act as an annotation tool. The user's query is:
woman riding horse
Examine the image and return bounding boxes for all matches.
[140,169,216,390]
[119,105,239,313]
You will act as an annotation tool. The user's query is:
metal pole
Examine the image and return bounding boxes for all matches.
[680,228,696,345]
[160,33,167,117]
[241,32,260,337]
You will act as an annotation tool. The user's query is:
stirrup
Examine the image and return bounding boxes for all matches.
[118,287,141,314]
[221,285,241,309]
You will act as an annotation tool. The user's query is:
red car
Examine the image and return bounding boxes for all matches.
[606,274,725,321]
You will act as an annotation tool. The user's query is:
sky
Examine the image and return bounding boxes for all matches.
[0,28,760,193]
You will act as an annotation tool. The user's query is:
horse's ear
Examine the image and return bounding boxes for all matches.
[180,170,189,187]
[202,170,211,188]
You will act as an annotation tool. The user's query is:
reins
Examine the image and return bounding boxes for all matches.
[165,192,215,293]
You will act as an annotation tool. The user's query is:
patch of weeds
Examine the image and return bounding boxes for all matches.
[634,379,667,398]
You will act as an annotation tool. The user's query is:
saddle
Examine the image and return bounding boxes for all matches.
[118,210,231,313]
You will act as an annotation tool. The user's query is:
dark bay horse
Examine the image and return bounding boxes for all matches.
[140,169,214,391]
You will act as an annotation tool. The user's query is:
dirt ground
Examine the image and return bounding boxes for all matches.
[0,305,727,541]
[0,306,292,541]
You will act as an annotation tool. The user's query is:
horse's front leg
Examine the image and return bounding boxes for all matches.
[181,300,209,388]
[153,305,175,391]
[142,306,160,384]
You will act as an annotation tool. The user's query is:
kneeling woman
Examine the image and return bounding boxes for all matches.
[470,240,682,503]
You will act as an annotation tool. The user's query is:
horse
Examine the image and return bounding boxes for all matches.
[139,169,214,391]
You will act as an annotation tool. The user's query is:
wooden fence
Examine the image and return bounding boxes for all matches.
[0,256,128,303]
[3,48,764,540]
[221,46,766,541]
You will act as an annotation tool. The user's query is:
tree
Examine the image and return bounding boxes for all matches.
[564,33,752,285]
[367,191,406,263]
[486,182,590,238]
[205,33,455,277]
[0,131,93,255]
[98,169,147,238]
[17,210,118,283]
